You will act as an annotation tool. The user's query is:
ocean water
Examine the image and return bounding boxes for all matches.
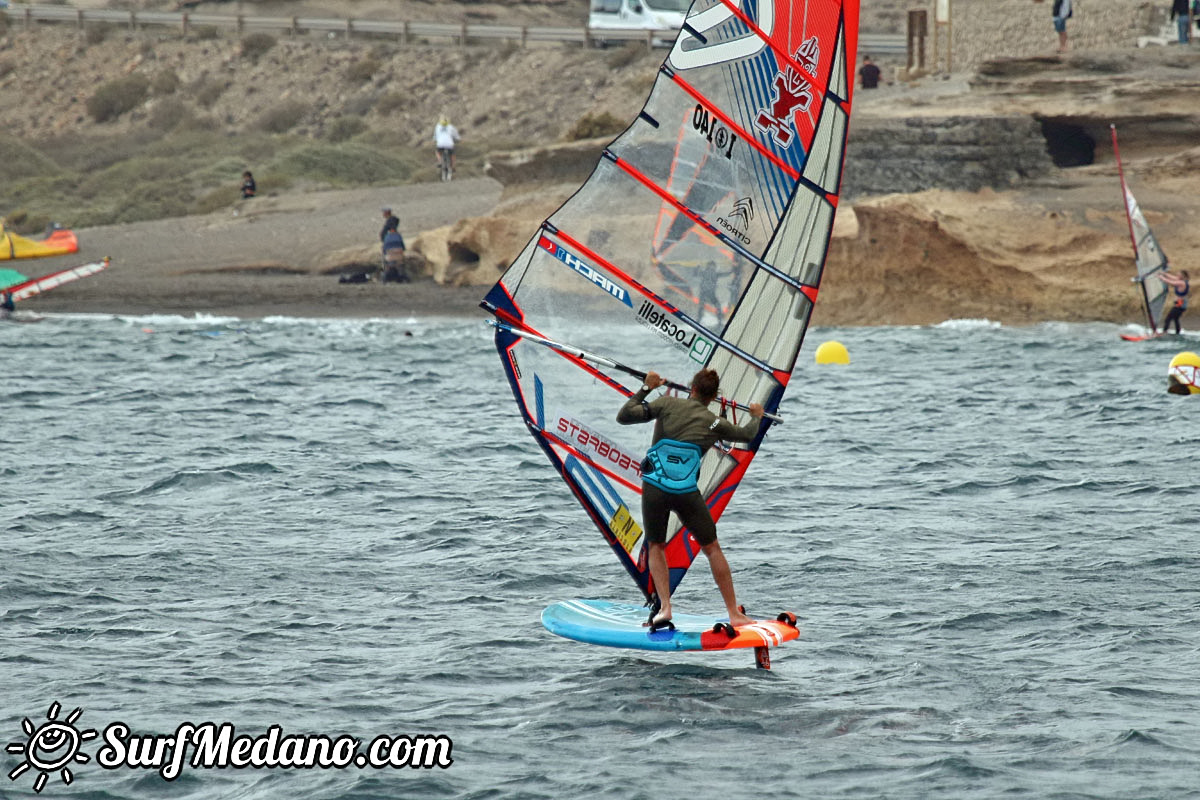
[3,313,1199,800]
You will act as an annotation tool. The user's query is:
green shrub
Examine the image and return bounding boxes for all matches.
[375,91,405,115]
[345,56,380,83]
[253,101,308,133]
[148,98,193,131]
[84,22,114,45]
[193,76,226,109]
[240,33,276,64]
[8,212,55,236]
[326,116,367,143]
[605,43,644,70]
[0,140,58,182]
[564,111,625,141]
[86,74,151,123]
[270,142,410,186]
[151,69,181,96]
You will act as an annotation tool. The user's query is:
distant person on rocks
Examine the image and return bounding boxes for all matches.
[1052,0,1072,53]
[858,54,881,89]
[241,171,256,199]
[434,117,460,180]
[380,207,400,243]
[1170,0,1191,44]
[1159,269,1190,333]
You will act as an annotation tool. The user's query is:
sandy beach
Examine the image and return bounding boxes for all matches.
[16,178,504,320]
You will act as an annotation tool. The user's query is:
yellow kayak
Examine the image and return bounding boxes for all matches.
[0,223,80,260]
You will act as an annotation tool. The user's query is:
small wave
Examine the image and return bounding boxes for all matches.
[934,318,1002,330]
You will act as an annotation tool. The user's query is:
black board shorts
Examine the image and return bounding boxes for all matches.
[641,483,717,547]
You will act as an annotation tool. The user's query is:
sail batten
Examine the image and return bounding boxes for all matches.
[484,0,859,599]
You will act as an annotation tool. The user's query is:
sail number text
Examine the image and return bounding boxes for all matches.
[692,105,738,159]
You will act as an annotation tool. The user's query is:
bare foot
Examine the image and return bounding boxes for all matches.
[729,610,754,627]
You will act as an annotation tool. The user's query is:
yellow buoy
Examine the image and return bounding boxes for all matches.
[815,340,850,365]
[1167,351,1200,395]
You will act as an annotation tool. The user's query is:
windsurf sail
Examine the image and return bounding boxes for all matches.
[1111,125,1170,334]
[482,0,858,600]
[0,222,80,261]
[0,268,29,290]
[5,258,109,302]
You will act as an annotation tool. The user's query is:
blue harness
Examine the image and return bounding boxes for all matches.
[640,438,703,494]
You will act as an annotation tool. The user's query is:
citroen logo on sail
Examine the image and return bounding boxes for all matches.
[717,197,753,246]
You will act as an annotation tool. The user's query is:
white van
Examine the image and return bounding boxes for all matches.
[588,0,689,40]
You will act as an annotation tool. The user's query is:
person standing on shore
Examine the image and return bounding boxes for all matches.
[241,171,256,199]
[858,54,881,89]
[1052,0,1072,53]
[381,228,408,283]
[1170,0,1191,44]
[380,207,400,243]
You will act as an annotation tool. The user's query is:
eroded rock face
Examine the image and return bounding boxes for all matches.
[843,115,1054,198]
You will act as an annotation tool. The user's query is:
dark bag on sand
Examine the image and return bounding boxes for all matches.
[339,271,370,284]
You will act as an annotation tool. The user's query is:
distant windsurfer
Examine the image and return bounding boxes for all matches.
[1159,269,1190,333]
[1,290,14,319]
[617,368,764,630]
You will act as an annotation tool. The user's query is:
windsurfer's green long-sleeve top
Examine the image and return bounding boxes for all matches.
[616,387,760,451]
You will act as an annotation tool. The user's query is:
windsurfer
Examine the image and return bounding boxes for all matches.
[1,290,14,318]
[616,368,763,630]
[1159,269,1190,333]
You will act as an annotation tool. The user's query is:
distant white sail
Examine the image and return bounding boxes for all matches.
[1112,125,1169,333]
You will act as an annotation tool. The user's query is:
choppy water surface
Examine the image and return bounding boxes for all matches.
[3,314,1199,799]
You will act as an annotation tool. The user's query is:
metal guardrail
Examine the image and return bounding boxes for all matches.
[2,3,908,54]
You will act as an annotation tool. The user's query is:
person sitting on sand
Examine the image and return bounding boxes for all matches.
[616,367,763,631]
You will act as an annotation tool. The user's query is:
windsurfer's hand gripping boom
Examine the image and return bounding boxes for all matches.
[489,320,782,424]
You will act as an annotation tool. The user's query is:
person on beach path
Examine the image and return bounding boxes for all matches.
[1159,269,1190,333]
[434,117,460,180]
[616,367,764,631]
[1052,0,1072,52]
